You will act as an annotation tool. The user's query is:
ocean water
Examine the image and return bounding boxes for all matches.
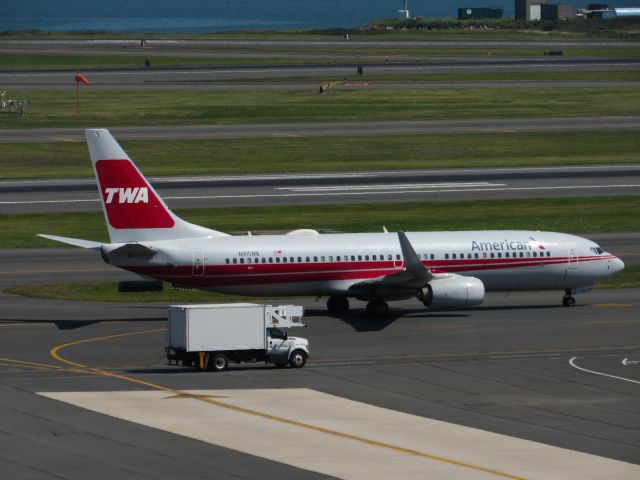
[0,0,628,33]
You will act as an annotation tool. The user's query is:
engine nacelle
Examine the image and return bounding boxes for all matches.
[421,275,485,308]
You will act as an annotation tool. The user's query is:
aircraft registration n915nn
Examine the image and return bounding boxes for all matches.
[40,129,625,315]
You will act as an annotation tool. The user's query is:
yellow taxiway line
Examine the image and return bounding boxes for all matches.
[50,328,525,480]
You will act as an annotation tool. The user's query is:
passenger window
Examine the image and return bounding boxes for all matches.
[306,256,310,262]
[490,253,495,258]
[387,254,392,260]
[232,258,237,264]
[431,254,435,260]
[445,254,449,259]
[365,255,369,260]
[329,256,333,261]
[314,256,318,262]
[482,253,487,259]
[298,257,302,262]
[467,253,472,259]
[240,258,244,264]
[262,258,266,263]
[337,256,341,261]
[319,256,324,262]
[372,255,376,260]
[269,257,273,263]
[351,255,356,261]
[225,259,230,264]
[282,257,287,263]
[474,253,479,259]
[526,252,531,257]
[276,257,281,263]
[357,255,362,261]
[497,252,502,258]
[533,252,537,258]
[547,252,551,257]
[396,255,401,260]
[452,254,457,259]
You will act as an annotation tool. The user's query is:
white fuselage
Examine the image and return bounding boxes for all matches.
[104,230,624,298]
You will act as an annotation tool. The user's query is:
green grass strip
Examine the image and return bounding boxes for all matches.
[2,131,638,180]
[2,87,639,129]
[4,282,247,303]
[3,196,638,248]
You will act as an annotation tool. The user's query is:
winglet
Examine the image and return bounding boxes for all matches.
[398,232,433,282]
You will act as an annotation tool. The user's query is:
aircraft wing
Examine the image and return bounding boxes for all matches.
[354,232,433,289]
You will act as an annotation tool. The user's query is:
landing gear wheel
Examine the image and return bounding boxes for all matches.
[289,350,307,368]
[366,299,389,317]
[327,296,349,315]
[562,296,576,307]
[210,353,228,372]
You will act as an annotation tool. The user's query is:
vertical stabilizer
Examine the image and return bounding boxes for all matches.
[86,129,227,243]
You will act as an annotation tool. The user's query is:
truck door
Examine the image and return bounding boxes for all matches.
[192,249,205,276]
[266,328,289,363]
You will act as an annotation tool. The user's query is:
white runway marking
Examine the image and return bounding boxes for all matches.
[2,183,639,206]
[40,388,640,480]
[570,356,640,385]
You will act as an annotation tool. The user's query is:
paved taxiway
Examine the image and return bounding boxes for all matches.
[1,57,639,89]
[0,286,638,478]
[4,117,640,143]
[2,164,639,214]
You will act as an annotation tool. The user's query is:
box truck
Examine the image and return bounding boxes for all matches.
[166,303,309,371]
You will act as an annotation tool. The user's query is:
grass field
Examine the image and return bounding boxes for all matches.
[4,196,638,249]
[1,87,639,129]
[2,131,638,179]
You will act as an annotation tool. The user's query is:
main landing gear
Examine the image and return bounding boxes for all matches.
[562,289,576,307]
[365,299,389,317]
[327,296,349,315]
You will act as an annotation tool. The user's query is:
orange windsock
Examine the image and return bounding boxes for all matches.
[74,73,90,85]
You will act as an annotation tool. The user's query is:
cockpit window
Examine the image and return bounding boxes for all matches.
[590,247,604,255]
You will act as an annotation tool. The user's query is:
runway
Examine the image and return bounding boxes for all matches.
[3,116,640,144]
[2,164,639,213]
[1,57,639,89]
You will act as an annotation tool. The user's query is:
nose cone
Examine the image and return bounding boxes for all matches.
[612,256,625,274]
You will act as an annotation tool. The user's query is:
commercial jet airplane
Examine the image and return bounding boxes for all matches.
[40,129,625,315]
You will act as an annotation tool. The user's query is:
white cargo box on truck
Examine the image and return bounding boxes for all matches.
[168,303,266,352]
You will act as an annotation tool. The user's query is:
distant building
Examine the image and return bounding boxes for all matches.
[541,3,576,20]
[515,0,547,20]
[458,7,504,20]
[515,0,576,20]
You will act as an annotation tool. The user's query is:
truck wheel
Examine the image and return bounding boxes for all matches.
[210,353,228,372]
[289,350,307,368]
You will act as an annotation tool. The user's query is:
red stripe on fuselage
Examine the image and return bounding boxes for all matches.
[118,255,613,288]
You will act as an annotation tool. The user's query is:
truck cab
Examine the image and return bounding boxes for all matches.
[266,327,309,368]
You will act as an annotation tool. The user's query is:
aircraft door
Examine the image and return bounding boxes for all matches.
[568,244,578,269]
[192,249,205,276]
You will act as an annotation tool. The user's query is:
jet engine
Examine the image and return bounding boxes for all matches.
[420,275,485,308]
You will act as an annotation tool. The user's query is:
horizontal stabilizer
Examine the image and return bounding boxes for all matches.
[38,234,102,250]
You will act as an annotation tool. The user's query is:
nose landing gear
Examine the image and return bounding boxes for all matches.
[562,289,576,307]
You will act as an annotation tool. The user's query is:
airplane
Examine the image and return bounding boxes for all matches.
[40,129,625,315]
